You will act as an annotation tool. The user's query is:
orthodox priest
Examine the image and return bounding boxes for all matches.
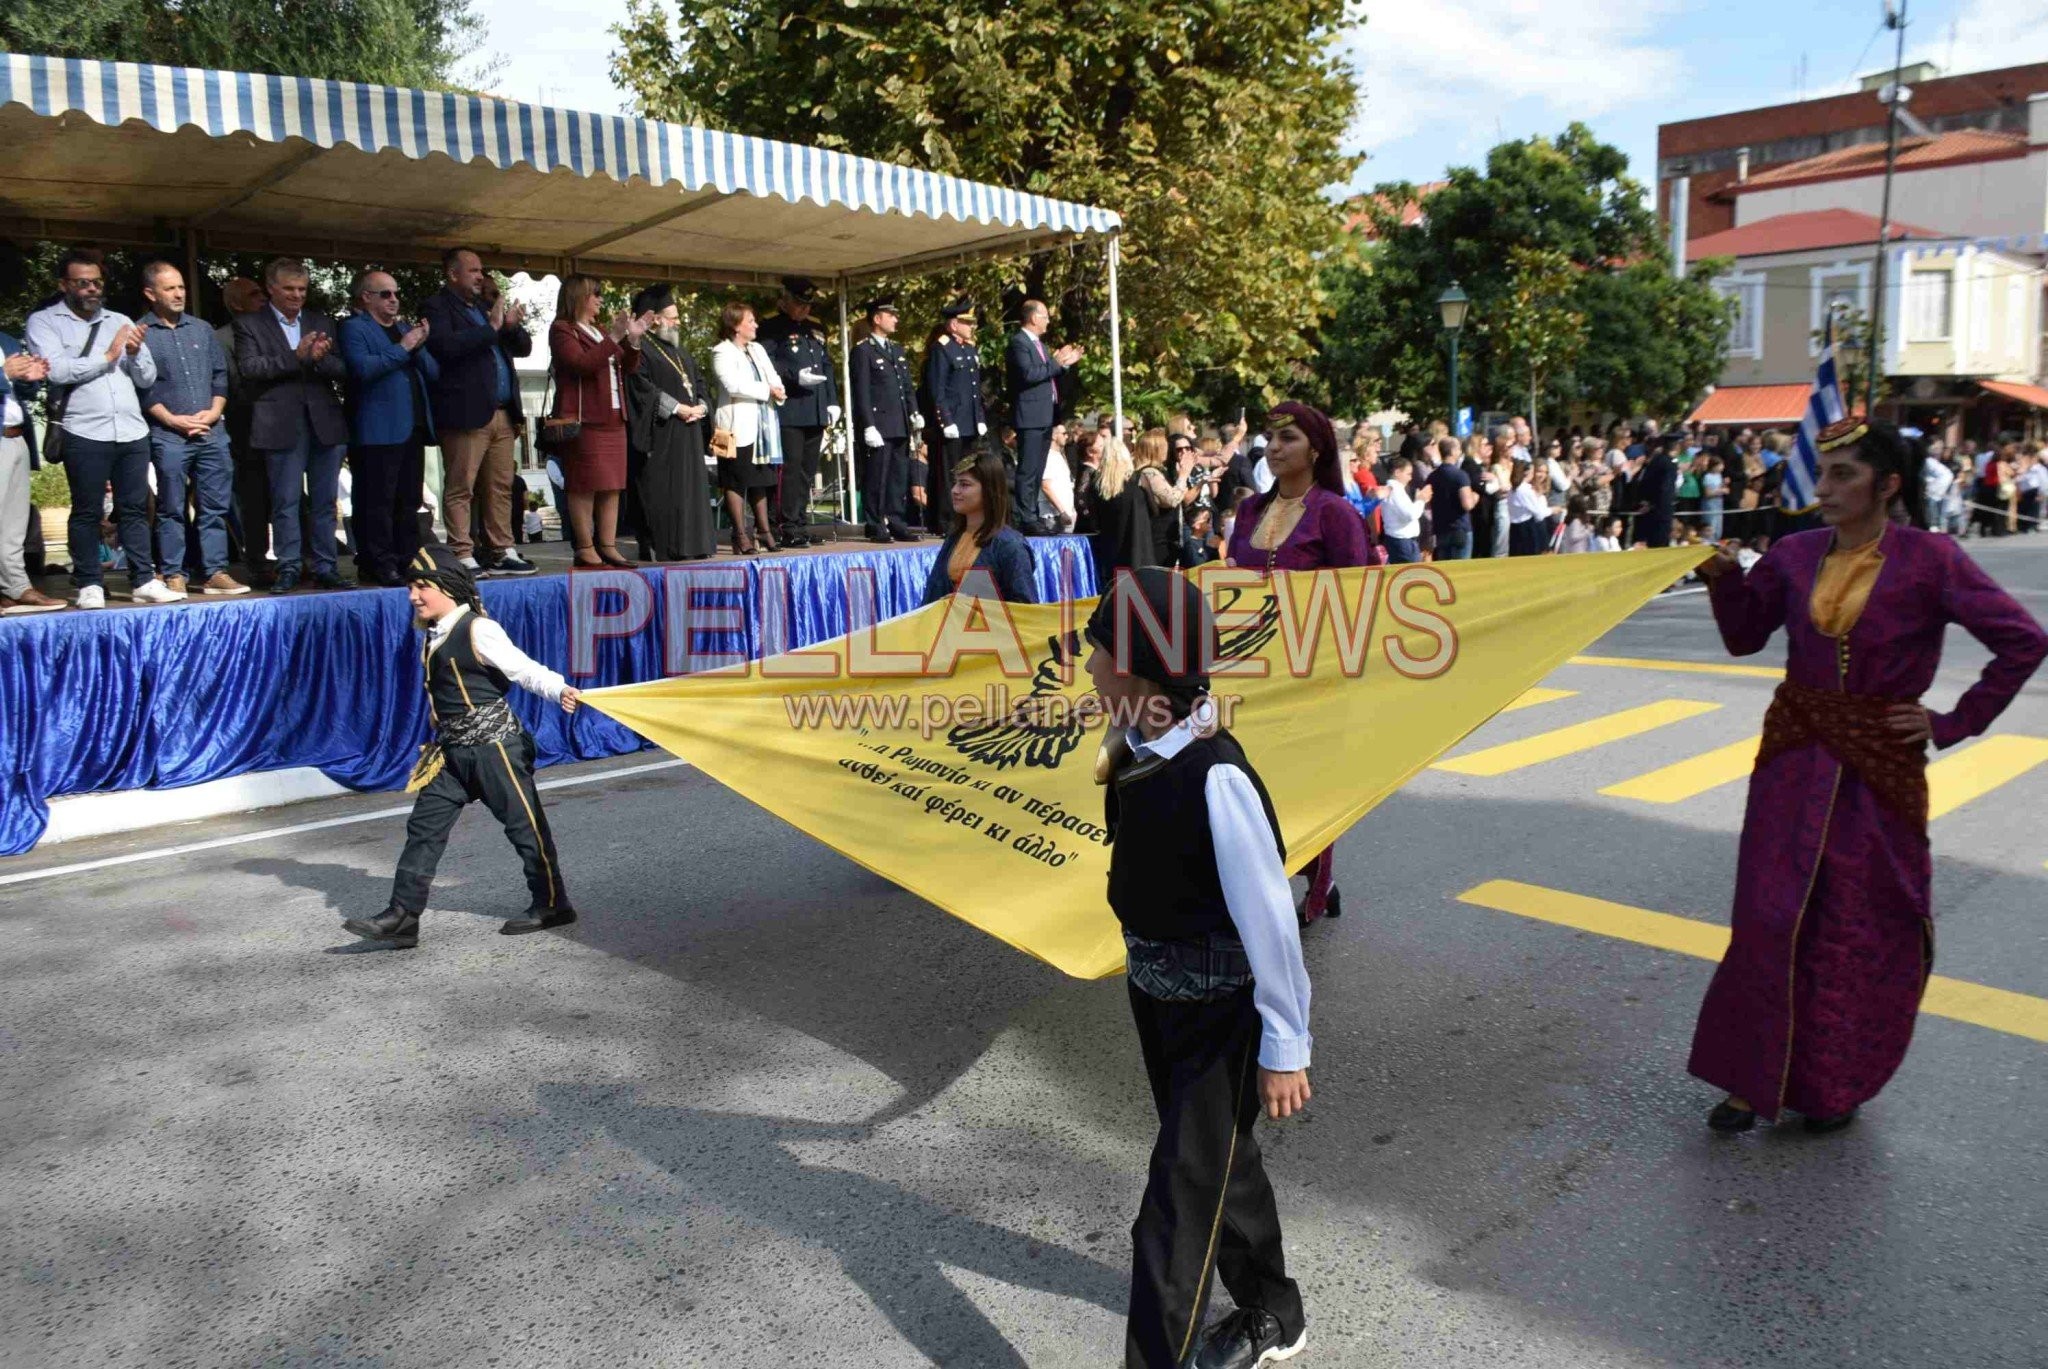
[625,285,718,561]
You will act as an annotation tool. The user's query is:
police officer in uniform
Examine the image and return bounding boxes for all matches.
[849,294,924,543]
[343,545,580,950]
[923,296,986,534]
[757,276,841,547]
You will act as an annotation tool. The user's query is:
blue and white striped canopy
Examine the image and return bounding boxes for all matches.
[0,53,1120,284]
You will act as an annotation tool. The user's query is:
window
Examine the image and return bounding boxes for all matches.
[2009,276,2029,360]
[1715,273,1765,359]
[1905,269,1953,343]
[1809,264,1869,354]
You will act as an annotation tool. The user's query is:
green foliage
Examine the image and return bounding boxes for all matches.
[0,0,488,90]
[1815,305,1888,411]
[30,462,69,510]
[611,0,1362,418]
[1314,125,1731,425]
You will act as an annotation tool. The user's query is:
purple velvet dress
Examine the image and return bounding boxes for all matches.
[1688,525,2046,1120]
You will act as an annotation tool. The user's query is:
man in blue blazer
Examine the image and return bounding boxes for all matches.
[1003,299,1081,535]
[0,328,62,612]
[341,269,439,587]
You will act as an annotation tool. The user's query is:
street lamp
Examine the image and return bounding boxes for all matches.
[1437,282,1471,429]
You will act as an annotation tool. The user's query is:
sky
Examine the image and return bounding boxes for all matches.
[467,0,2048,197]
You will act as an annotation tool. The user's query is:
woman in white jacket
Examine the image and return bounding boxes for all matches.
[710,300,786,553]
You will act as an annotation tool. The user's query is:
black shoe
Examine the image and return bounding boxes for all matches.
[1707,1100,1757,1133]
[342,907,420,948]
[779,528,812,548]
[486,551,539,576]
[1325,885,1343,918]
[312,570,356,590]
[1803,1107,1858,1134]
[1195,1307,1305,1369]
[370,568,407,588]
[886,521,923,542]
[272,567,300,594]
[500,905,578,936]
[866,524,893,544]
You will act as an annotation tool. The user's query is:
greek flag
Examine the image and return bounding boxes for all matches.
[1782,315,1847,514]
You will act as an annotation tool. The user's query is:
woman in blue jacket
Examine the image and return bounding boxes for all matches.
[921,449,1038,606]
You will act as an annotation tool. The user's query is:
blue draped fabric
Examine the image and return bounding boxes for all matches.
[1,538,1096,855]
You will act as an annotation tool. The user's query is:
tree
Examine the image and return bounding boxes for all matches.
[611,0,1361,416]
[1314,125,1730,425]
[1,0,488,91]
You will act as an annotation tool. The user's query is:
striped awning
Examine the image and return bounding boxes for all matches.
[0,54,1120,286]
[1979,379,2048,411]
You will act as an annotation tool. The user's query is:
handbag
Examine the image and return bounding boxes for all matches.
[538,363,582,451]
[41,319,104,466]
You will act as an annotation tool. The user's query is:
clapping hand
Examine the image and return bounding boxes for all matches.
[401,321,430,351]
[504,301,527,329]
[3,352,46,381]
[1054,343,1083,366]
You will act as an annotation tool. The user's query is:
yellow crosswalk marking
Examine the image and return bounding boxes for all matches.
[1458,880,2048,1044]
[1926,736,2048,820]
[1502,687,1578,714]
[1433,700,1721,778]
[1600,736,1761,804]
[1568,654,1785,680]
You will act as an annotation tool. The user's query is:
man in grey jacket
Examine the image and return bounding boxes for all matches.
[24,247,178,609]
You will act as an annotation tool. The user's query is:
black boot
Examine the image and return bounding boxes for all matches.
[342,907,420,948]
[1195,1307,1306,1369]
[1802,1107,1858,1134]
[1707,1099,1757,1133]
[500,905,578,936]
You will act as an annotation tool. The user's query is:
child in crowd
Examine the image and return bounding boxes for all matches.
[1593,517,1624,553]
[1556,496,1594,554]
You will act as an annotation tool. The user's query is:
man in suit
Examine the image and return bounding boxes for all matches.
[341,269,438,587]
[849,295,923,544]
[1634,435,1679,548]
[1004,299,1081,535]
[923,296,985,535]
[421,247,536,577]
[215,276,268,573]
[233,257,352,592]
[757,276,840,548]
[0,328,62,613]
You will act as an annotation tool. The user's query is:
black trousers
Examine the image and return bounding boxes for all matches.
[928,433,970,533]
[389,732,568,916]
[1125,982,1302,1369]
[349,437,426,582]
[1014,427,1052,529]
[859,436,909,530]
[778,423,824,532]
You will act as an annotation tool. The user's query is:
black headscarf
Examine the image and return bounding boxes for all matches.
[1084,566,1216,720]
[406,544,484,615]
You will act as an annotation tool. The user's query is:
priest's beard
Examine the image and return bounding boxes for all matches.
[657,325,680,347]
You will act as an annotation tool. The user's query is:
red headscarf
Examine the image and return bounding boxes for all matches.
[1266,400,1346,496]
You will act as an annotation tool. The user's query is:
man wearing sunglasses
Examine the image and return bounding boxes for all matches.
[341,270,437,586]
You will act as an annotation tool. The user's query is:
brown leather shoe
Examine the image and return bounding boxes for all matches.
[201,571,250,596]
[0,587,66,615]
[164,574,188,594]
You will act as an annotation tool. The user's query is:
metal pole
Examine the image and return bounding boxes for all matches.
[1448,333,1461,429]
[1867,0,1908,416]
[838,275,857,529]
[1107,234,1124,442]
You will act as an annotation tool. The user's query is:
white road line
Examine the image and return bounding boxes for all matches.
[0,758,691,889]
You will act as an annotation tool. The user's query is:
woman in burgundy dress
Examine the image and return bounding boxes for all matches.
[1692,418,2045,1134]
[1226,400,1377,925]
[547,274,648,568]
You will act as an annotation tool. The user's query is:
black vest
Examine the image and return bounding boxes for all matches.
[1105,729,1285,942]
[424,612,511,725]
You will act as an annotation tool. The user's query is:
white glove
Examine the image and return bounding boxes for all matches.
[942,423,960,439]
[798,368,826,387]
[826,405,842,426]
[977,422,987,437]
[910,412,926,432]
[864,425,884,449]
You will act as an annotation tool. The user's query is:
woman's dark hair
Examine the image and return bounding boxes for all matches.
[954,449,1011,547]
[1846,420,1928,530]
[717,299,756,341]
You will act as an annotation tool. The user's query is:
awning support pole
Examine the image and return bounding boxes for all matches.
[1107,234,1124,442]
[838,276,858,528]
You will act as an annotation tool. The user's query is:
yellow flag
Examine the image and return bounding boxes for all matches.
[587,548,1708,979]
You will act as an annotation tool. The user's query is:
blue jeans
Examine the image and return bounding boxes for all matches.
[1383,535,1420,564]
[151,426,234,580]
[1436,526,1472,559]
[63,433,152,588]
[264,430,345,576]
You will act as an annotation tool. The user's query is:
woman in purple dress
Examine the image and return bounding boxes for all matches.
[1226,401,1376,925]
[1691,418,2045,1134]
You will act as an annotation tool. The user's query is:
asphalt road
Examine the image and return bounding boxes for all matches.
[5,539,2047,1369]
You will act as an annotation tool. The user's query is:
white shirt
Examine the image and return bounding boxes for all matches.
[2019,465,2048,494]
[1922,456,1956,508]
[1127,714,1312,1071]
[523,508,544,536]
[1040,446,1076,530]
[427,604,568,703]
[1251,455,1275,494]
[1379,478,1424,539]
[1593,534,1622,553]
[1508,482,1549,524]
[2,386,20,429]
[271,305,303,350]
